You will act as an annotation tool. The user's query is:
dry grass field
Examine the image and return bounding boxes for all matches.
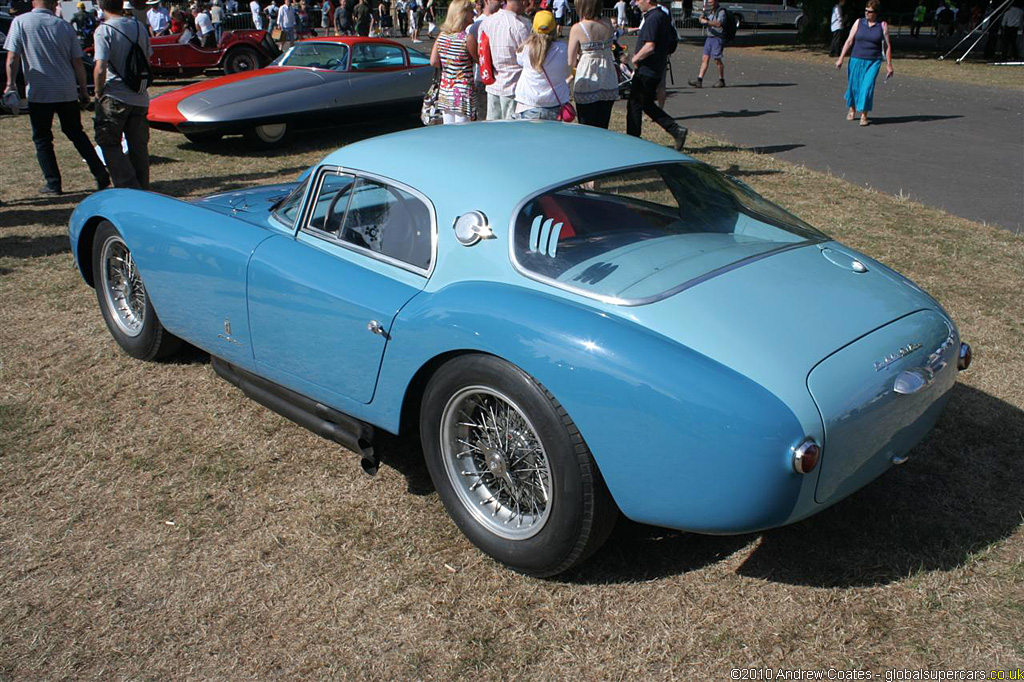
[1,95,1022,678]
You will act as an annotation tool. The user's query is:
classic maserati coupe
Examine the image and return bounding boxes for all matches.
[68,123,971,576]
[147,36,433,146]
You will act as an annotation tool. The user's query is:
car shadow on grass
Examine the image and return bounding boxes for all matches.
[0,233,70,259]
[175,116,419,159]
[565,383,1024,586]
[150,166,309,197]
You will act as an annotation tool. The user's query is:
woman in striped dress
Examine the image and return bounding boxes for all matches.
[429,0,478,123]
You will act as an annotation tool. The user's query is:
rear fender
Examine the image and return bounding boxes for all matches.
[375,281,819,531]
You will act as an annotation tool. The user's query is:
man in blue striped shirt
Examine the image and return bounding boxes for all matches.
[3,0,110,194]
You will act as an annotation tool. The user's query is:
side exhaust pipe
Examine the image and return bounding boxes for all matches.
[212,358,379,475]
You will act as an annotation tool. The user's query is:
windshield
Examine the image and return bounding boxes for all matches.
[272,42,349,70]
[512,162,828,305]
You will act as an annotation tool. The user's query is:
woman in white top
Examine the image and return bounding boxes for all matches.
[568,0,618,128]
[514,10,570,120]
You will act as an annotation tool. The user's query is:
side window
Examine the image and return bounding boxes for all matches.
[407,48,431,65]
[338,178,432,271]
[351,43,406,69]
[307,172,358,234]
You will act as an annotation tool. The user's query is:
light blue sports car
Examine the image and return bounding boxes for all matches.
[69,122,971,576]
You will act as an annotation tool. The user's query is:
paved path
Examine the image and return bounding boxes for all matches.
[661,43,1024,233]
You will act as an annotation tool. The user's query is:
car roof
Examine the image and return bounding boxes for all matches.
[321,121,691,205]
[295,36,408,47]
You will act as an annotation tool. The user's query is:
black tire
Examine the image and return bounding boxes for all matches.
[183,131,224,145]
[92,221,181,361]
[243,122,290,147]
[223,46,261,74]
[420,354,618,577]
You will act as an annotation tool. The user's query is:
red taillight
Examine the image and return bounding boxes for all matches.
[793,439,820,474]
[958,342,972,371]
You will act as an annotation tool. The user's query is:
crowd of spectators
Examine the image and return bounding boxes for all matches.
[428,0,688,150]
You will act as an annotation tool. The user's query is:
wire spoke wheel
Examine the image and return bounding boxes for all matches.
[440,386,553,540]
[100,236,146,337]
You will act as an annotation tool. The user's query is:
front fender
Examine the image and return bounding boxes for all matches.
[69,189,275,366]
[375,281,819,533]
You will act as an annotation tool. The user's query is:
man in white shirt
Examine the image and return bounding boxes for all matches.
[828,0,844,56]
[210,0,224,42]
[613,0,627,29]
[479,0,530,119]
[552,0,568,36]
[146,0,170,34]
[277,0,296,48]
[1001,1,1022,60]
[194,5,215,46]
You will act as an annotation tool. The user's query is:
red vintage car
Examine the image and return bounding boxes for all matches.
[149,29,280,76]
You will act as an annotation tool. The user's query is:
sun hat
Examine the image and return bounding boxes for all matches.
[532,9,555,34]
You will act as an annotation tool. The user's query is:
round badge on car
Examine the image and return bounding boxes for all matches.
[453,211,492,246]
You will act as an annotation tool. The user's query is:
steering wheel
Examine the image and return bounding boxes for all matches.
[324,57,343,70]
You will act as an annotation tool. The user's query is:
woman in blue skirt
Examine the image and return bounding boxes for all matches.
[835,0,893,126]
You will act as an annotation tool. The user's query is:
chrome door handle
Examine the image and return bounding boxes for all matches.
[367,320,389,339]
[893,367,933,395]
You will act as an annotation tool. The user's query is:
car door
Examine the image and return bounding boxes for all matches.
[246,165,435,405]
[345,42,429,107]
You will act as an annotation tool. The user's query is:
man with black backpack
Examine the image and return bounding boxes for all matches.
[93,0,153,189]
[688,0,727,88]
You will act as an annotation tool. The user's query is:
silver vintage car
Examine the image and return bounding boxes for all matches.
[147,37,434,146]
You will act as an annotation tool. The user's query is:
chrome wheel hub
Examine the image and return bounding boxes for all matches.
[100,236,146,337]
[440,387,552,540]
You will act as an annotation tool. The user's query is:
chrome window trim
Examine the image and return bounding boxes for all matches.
[299,164,438,278]
[271,175,314,231]
[506,160,827,307]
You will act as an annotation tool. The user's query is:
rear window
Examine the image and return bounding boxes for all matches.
[512,162,827,305]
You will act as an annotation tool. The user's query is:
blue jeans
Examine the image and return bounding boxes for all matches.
[516,105,560,121]
[28,100,108,190]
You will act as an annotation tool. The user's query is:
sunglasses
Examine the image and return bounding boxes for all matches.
[865,8,876,12]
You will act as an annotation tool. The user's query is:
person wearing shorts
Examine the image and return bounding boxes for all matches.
[688,0,725,87]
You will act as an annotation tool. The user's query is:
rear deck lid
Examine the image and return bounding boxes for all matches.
[808,309,958,504]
